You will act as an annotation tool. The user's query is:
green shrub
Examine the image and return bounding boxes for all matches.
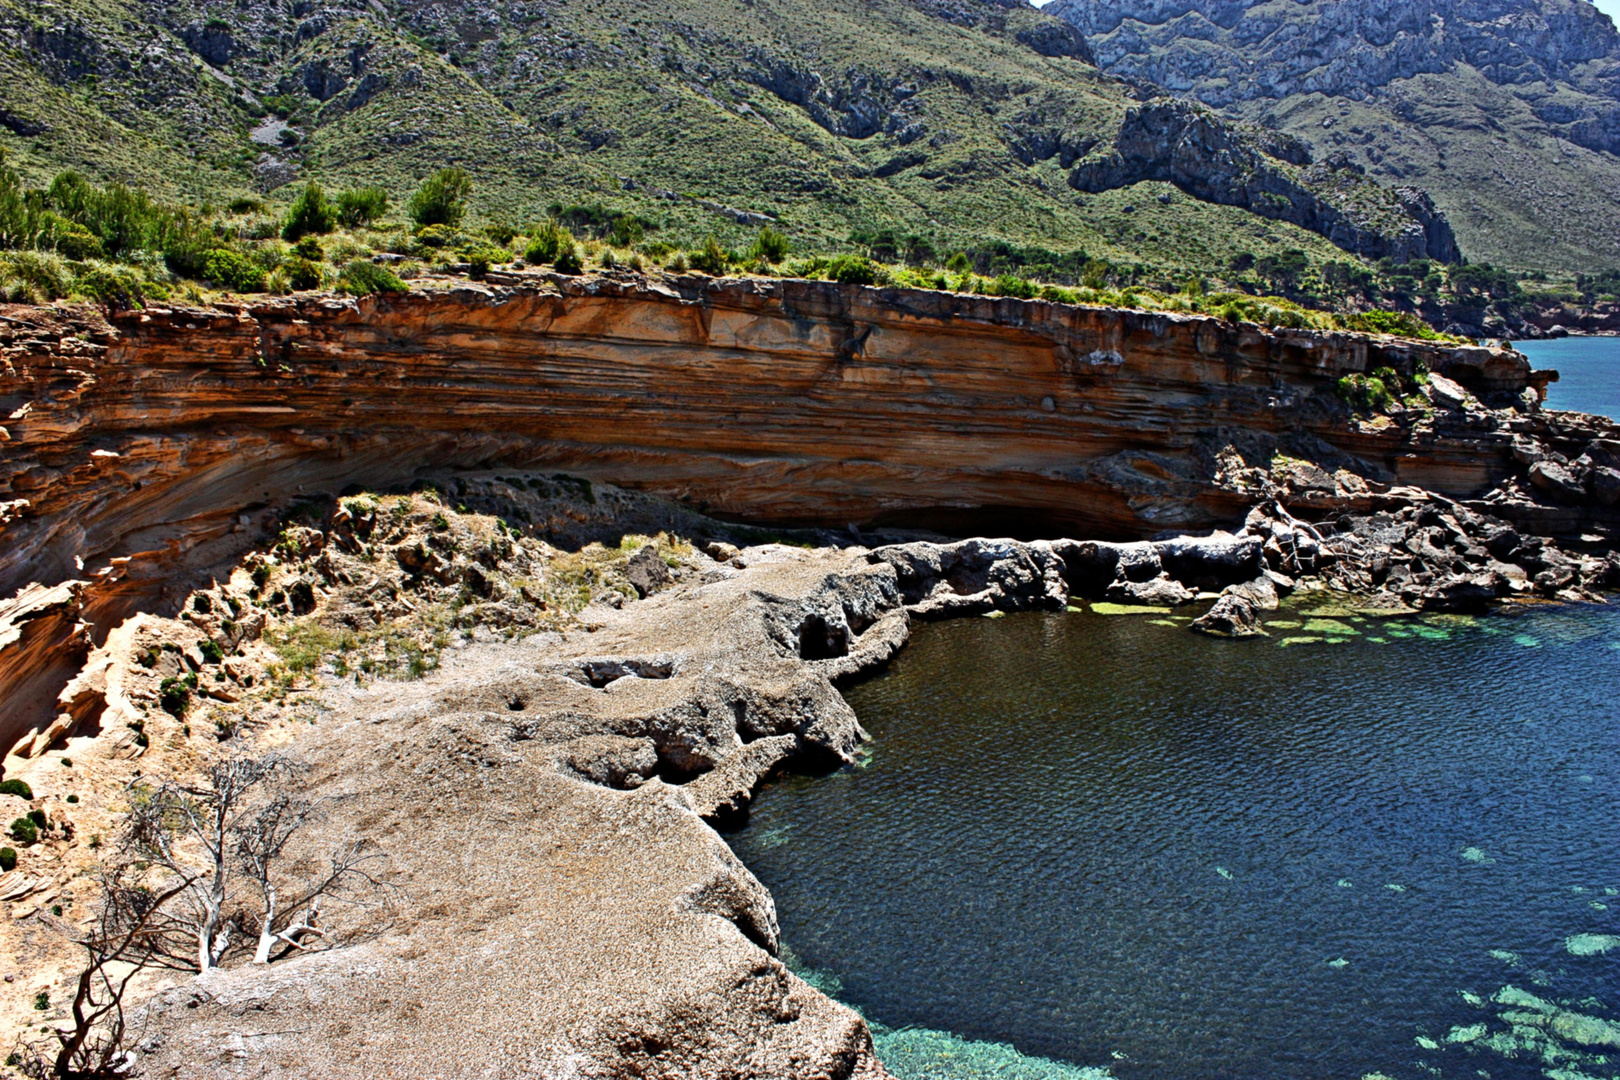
[44,218,104,260]
[945,252,971,273]
[0,847,14,872]
[339,259,408,296]
[0,780,33,799]
[826,254,878,286]
[599,248,618,270]
[294,236,324,260]
[485,222,517,245]
[8,817,37,846]
[33,991,47,1011]
[667,252,688,273]
[27,808,44,828]
[609,216,645,247]
[415,224,457,249]
[991,274,1037,299]
[689,237,730,276]
[336,186,389,227]
[1342,309,1440,341]
[71,261,146,310]
[203,248,268,292]
[158,673,197,717]
[286,257,323,291]
[523,219,571,264]
[228,196,266,215]
[197,639,224,664]
[553,244,584,275]
[408,167,471,228]
[0,250,72,304]
[1336,373,1394,413]
[281,181,338,242]
[751,226,790,263]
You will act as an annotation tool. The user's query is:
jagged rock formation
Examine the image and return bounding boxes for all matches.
[1047,0,1620,267]
[1068,100,1461,262]
[4,274,1618,748]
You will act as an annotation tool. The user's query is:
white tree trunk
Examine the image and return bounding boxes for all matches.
[253,882,278,964]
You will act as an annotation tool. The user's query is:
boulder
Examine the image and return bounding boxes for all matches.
[1587,466,1620,506]
[1529,460,1587,503]
[1224,575,1279,611]
[1424,374,1475,411]
[1106,573,1194,606]
[625,545,673,598]
[1190,593,1266,638]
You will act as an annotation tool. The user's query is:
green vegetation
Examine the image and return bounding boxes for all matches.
[408,168,472,228]
[158,673,197,718]
[8,817,37,846]
[0,847,14,872]
[0,779,33,799]
[337,186,390,228]
[281,181,339,242]
[339,260,408,296]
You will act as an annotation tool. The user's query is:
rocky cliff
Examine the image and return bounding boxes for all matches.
[1067,100,1461,263]
[2,272,1617,745]
[1047,0,1620,268]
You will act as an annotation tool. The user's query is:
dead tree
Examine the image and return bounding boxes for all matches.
[124,757,290,971]
[234,793,390,964]
[12,869,193,1080]
[124,754,392,972]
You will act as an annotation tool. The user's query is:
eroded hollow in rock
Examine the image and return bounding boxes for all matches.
[798,614,851,660]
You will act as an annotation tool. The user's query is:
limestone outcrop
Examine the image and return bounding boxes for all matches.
[2,275,1617,754]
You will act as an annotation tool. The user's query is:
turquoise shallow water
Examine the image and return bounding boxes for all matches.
[729,606,1620,1080]
[1518,337,1620,419]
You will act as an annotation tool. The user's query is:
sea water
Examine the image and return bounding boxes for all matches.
[1518,336,1620,419]
[730,605,1620,1080]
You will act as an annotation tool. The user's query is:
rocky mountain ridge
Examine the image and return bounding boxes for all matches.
[1048,0,1620,268]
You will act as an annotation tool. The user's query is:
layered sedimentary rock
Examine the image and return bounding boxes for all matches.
[2,273,1617,749]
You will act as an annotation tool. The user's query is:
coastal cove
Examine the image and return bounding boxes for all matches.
[731,603,1620,1080]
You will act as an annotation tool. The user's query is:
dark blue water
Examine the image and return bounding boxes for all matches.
[731,606,1620,1080]
[1518,337,1620,419]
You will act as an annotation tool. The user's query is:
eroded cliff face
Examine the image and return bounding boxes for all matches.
[0,273,1615,747]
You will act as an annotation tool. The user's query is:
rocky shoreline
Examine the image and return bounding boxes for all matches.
[0,468,1614,1077]
[1,277,1617,1075]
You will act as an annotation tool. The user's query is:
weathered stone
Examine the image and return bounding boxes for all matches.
[625,544,674,598]
[1190,592,1267,637]
[1530,460,1586,502]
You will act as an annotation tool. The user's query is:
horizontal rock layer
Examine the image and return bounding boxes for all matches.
[0,274,1615,741]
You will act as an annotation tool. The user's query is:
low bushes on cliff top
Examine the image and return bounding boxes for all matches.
[338,260,408,296]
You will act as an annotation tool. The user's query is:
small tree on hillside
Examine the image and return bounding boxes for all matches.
[281,182,338,242]
[408,167,471,228]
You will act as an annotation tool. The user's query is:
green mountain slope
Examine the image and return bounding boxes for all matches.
[0,0,1457,274]
[1047,0,1620,271]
